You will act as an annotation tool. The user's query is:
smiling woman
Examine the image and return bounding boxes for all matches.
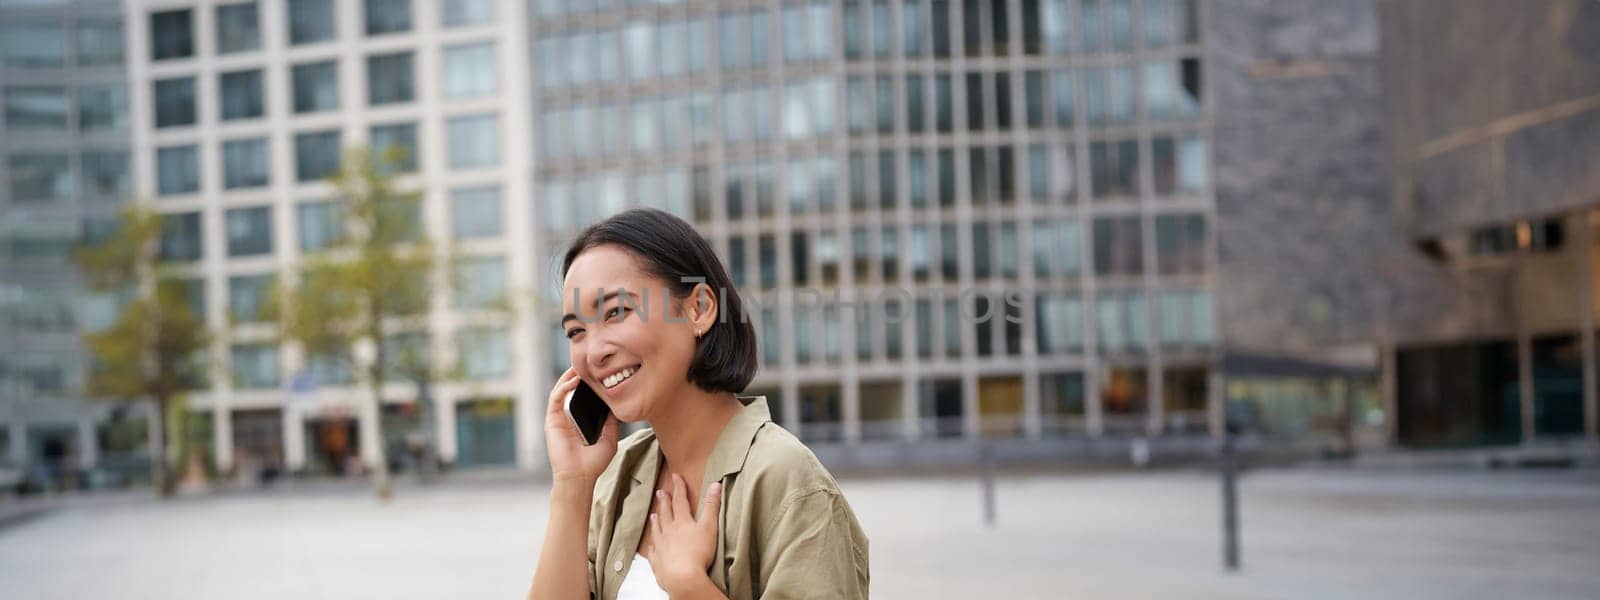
[529,208,869,600]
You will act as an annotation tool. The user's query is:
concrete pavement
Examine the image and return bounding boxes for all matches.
[0,466,1596,599]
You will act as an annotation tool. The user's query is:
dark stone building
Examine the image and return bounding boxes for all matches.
[1376,0,1600,447]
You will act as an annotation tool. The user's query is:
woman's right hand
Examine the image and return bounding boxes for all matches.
[544,367,621,485]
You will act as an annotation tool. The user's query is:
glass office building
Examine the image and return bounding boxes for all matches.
[119,0,537,475]
[529,0,1217,464]
[1,0,140,486]
[3,0,1218,481]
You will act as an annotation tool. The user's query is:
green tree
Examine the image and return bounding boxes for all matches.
[277,147,437,500]
[74,207,212,497]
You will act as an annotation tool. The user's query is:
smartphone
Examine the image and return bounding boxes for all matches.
[564,380,612,446]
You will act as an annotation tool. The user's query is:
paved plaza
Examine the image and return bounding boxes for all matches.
[1,465,1597,599]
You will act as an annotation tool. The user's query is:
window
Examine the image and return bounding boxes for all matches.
[1050,70,1075,126]
[456,328,508,379]
[1096,291,1147,354]
[4,87,67,130]
[875,75,894,134]
[1093,216,1142,276]
[442,42,497,98]
[288,0,335,45]
[231,343,280,389]
[451,186,501,239]
[153,77,196,128]
[157,145,201,195]
[366,0,411,35]
[226,206,273,256]
[447,114,499,169]
[442,0,494,27]
[1032,218,1083,277]
[160,212,203,262]
[216,3,260,54]
[220,70,265,121]
[77,85,128,132]
[625,21,656,80]
[1155,214,1207,275]
[292,61,339,113]
[1043,0,1070,53]
[1037,295,1085,354]
[80,151,130,201]
[455,256,505,309]
[76,19,124,66]
[370,122,418,173]
[150,10,193,61]
[687,18,712,73]
[228,274,274,323]
[367,52,415,105]
[1158,290,1212,347]
[843,2,865,60]
[1089,139,1138,198]
[7,154,72,203]
[307,348,354,385]
[660,20,687,76]
[298,200,343,251]
[903,0,925,56]
[719,12,751,70]
[871,0,893,58]
[2,22,66,68]
[294,130,342,182]
[223,138,271,189]
[381,332,430,379]
[1083,66,1134,125]
[934,74,953,132]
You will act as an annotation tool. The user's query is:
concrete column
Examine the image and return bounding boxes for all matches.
[358,387,383,468]
[1146,362,1165,437]
[76,416,98,471]
[1022,369,1041,440]
[283,403,306,472]
[213,405,233,472]
[1381,344,1398,445]
[1208,369,1225,439]
[11,419,29,467]
[1518,330,1536,444]
[962,372,980,440]
[901,372,921,442]
[436,396,458,464]
[1580,211,1598,442]
[843,366,861,445]
[1085,364,1104,437]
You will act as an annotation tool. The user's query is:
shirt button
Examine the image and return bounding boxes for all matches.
[612,560,623,573]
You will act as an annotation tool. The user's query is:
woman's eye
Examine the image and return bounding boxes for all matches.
[605,306,629,321]
[564,328,582,339]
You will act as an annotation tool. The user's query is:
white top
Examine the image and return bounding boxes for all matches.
[615,553,670,600]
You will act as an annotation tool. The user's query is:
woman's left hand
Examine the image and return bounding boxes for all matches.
[646,473,723,595]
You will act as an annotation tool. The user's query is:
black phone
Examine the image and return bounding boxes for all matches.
[564,380,612,446]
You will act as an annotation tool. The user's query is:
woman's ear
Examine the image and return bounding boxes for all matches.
[684,282,719,335]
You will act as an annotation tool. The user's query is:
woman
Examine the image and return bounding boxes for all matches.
[528,209,870,600]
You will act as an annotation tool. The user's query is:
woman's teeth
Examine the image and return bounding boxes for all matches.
[603,367,637,389]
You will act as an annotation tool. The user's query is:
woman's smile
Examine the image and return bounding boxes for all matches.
[600,363,642,395]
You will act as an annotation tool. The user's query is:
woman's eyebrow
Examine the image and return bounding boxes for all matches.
[560,289,636,325]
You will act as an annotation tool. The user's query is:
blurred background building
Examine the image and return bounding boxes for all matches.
[1375,0,1600,449]
[0,0,1594,489]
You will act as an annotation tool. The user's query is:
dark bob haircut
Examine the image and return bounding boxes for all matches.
[561,208,758,394]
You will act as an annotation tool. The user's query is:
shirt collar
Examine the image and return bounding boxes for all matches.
[631,394,771,485]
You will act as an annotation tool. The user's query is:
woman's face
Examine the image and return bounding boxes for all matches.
[561,245,706,423]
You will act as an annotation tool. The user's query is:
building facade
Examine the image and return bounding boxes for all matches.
[527,0,1219,468]
[4,0,1224,482]
[117,0,540,476]
[1376,0,1600,448]
[1,0,142,487]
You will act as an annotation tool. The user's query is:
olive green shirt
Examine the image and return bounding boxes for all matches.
[586,395,870,599]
